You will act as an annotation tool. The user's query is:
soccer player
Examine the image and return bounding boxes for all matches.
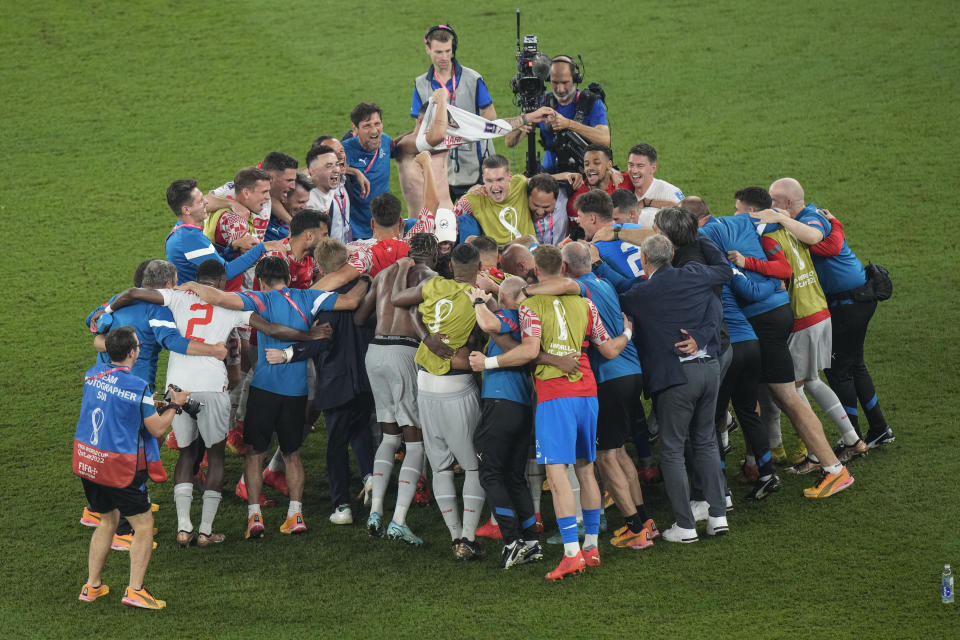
[478,245,630,579]
[306,144,352,243]
[622,143,685,227]
[391,244,487,560]
[566,144,628,219]
[178,256,368,538]
[74,327,190,610]
[354,233,443,545]
[204,152,299,234]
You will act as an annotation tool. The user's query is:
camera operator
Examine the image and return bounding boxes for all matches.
[74,326,189,609]
[505,56,610,172]
[412,25,497,202]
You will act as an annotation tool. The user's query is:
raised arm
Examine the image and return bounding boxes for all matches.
[248,313,330,342]
[175,282,245,310]
[750,209,824,246]
[332,278,370,310]
[109,287,164,311]
[810,215,844,257]
[522,278,581,297]
[312,263,361,292]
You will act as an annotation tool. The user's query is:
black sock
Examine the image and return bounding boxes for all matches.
[635,504,649,524]
[625,513,645,534]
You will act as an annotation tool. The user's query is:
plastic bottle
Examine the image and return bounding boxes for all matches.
[943,564,954,604]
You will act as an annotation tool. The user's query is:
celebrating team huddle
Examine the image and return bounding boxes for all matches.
[71,23,895,609]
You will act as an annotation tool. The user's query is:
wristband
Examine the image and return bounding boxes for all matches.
[521,285,530,299]
[103,305,113,314]
[623,328,633,340]
[484,356,500,370]
[283,346,294,363]
[591,259,603,270]
[473,298,486,306]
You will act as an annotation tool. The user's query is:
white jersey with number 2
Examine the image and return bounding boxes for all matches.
[160,289,252,392]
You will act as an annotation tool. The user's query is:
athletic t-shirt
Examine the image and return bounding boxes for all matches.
[307,185,351,244]
[265,237,315,289]
[629,178,685,227]
[165,222,265,285]
[414,277,475,375]
[343,134,394,240]
[159,289,252,392]
[575,273,642,382]
[346,237,410,277]
[459,174,535,245]
[568,173,631,219]
[239,288,338,396]
[796,204,866,294]
[481,308,534,405]
[211,181,271,241]
[595,223,647,279]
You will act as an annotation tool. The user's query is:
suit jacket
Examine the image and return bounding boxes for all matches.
[620,237,731,396]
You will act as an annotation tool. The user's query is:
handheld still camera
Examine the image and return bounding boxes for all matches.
[162,384,203,419]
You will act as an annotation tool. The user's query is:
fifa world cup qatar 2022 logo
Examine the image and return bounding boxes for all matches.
[498,206,521,239]
[429,298,454,337]
[90,407,105,446]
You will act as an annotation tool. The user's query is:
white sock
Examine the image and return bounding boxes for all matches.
[267,446,285,473]
[584,533,598,549]
[432,469,461,540]
[568,467,583,521]
[198,490,222,536]
[563,541,580,557]
[236,368,253,423]
[805,378,859,444]
[489,513,498,526]
[174,483,193,532]
[247,503,261,518]
[372,433,401,516]
[525,459,544,513]
[287,500,302,518]
[824,462,843,475]
[745,454,757,466]
[392,440,422,526]
[460,469,485,541]
[720,430,730,450]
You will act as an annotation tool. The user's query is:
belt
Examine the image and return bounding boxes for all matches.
[681,357,713,365]
[372,335,420,348]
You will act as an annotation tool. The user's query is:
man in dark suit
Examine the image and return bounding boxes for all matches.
[620,233,731,543]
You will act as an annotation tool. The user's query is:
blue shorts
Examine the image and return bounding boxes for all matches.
[535,396,598,465]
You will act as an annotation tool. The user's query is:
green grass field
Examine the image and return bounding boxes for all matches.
[2,0,958,637]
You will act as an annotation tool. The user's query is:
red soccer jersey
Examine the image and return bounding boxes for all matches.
[265,238,315,289]
[567,171,632,220]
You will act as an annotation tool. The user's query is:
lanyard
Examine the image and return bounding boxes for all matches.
[87,366,130,382]
[536,213,555,245]
[279,290,309,327]
[433,66,457,105]
[166,222,202,241]
[363,148,380,174]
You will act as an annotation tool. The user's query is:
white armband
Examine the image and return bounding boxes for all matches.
[623,328,633,340]
[484,356,500,370]
[283,346,294,363]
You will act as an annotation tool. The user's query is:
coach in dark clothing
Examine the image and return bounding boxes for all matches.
[619,233,731,543]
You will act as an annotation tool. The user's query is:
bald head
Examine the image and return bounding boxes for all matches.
[501,244,534,280]
[561,241,593,276]
[769,178,805,216]
[680,196,712,226]
[499,276,527,309]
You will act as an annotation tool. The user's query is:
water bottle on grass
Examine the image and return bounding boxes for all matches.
[943,564,954,604]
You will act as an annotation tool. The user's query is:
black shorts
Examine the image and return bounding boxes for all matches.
[82,473,151,518]
[747,304,796,384]
[244,386,307,454]
[596,374,643,451]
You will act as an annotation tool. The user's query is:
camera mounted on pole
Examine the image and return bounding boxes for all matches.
[509,10,551,177]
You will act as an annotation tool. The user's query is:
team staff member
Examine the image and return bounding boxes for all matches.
[412,24,496,200]
[344,103,393,240]
[74,326,190,610]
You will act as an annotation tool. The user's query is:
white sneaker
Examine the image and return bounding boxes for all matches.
[706,515,729,536]
[329,504,353,525]
[690,500,709,523]
[725,490,734,511]
[661,523,698,543]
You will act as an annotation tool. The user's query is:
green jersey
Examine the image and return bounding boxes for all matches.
[414,276,475,375]
[465,175,535,246]
[519,294,589,382]
[766,227,828,329]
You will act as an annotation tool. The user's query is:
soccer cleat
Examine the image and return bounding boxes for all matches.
[746,474,783,501]
[80,506,101,528]
[151,503,159,513]
[789,442,809,465]
[451,537,465,559]
[235,479,276,508]
[726,415,740,434]
[638,464,662,484]
[329,504,353,525]
[517,541,544,565]
[454,538,484,561]
[498,543,524,569]
[280,512,307,534]
[176,530,196,548]
[787,456,822,475]
[535,513,544,533]
[111,533,156,551]
[367,512,385,538]
[164,430,179,451]
[644,518,660,540]
[262,469,289,497]
[610,526,653,549]
[602,491,614,510]
[661,523,699,544]
[413,474,432,507]
[475,519,502,539]
[690,500,710,523]
[865,426,895,449]
[545,552,586,581]
[706,515,729,536]
[833,438,869,464]
[245,513,265,539]
[771,445,789,465]
[196,532,225,547]
[357,474,374,505]
[803,467,854,498]
[225,427,247,456]
[582,546,601,566]
[121,586,166,610]
[78,583,109,602]
[736,461,760,484]
[386,521,423,546]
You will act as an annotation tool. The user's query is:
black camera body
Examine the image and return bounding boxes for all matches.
[164,384,203,419]
[511,35,551,114]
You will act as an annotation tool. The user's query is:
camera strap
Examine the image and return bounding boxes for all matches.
[279,290,310,327]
